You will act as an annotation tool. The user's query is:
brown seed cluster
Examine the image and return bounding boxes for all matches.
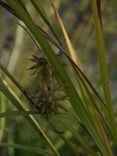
[29,55,66,117]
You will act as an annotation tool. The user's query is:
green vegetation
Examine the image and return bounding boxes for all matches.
[0,0,117,155]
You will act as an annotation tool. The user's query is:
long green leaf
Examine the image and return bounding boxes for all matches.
[0,79,60,156]
[30,0,62,45]
[0,93,6,142]
[0,111,39,118]
[0,143,52,155]
[92,0,117,143]
[3,1,114,155]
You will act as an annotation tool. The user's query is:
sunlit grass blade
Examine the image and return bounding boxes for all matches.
[0,79,60,156]
[49,123,78,155]
[49,1,103,114]
[2,1,114,155]
[3,0,107,120]
[55,131,72,151]
[18,8,106,117]
[0,62,35,105]
[49,2,110,145]
[92,0,117,143]
[7,20,25,74]
[49,1,106,116]
[0,93,6,142]
[57,134,78,155]
[5,0,86,122]
[0,143,52,156]
[50,0,81,68]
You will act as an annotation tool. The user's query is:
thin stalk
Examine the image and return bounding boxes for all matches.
[92,0,117,143]
[30,0,62,45]
[0,111,39,118]
[3,1,114,155]
[0,143,52,155]
[0,93,6,142]
[0,79,60,156]
[7,20,25,74]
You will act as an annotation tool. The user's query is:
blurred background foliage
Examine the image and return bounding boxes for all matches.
[0,0,117,156]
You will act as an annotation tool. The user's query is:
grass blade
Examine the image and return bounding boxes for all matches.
[50,0,81,67]
[49,2,110,147]
[2,1,114,155]
[30,0,62,45]
[0,111,39,118]
[0,143,52,155]
[92,0,117,143]
[49,1,106,116]
[0,93,6,142]
[0,79,60,156]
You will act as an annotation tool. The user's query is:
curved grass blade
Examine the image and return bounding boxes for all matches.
[49,0,107,126]
[30,0,62,45]
[17,19,106,110]
[0,1,61,50]
[3,1,114,155]
[0,143,52,156]
[49,0,81,68]
[0,0,106,110]
[0,79,60,156]
[0,62,35,106]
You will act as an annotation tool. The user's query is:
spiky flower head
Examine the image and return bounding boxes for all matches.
[29,55,67,117]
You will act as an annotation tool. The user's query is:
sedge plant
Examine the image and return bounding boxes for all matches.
[0,0,116,156]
